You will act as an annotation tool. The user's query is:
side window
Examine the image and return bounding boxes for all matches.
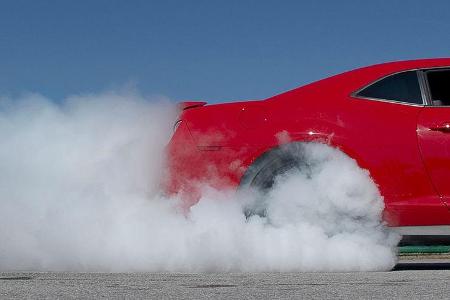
[426,69,450,106]
[355,71,423,104]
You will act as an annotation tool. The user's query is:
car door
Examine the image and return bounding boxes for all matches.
[417,68,450,210]
[350,70,449,226]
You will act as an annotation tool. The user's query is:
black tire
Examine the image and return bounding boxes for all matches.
[240,143,312,217]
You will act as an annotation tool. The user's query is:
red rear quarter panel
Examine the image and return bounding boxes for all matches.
[165,58,450,226]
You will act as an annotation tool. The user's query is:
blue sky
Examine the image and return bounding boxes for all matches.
[1,0,450,103]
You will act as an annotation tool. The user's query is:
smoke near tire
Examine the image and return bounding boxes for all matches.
[0,91,399,272]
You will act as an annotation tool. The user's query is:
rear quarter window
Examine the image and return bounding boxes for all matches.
[355,71,423,105]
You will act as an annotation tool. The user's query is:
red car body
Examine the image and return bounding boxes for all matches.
[165,58,450,234]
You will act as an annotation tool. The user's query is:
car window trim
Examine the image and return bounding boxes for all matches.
[350,69,426,107]
[417,70,432,106]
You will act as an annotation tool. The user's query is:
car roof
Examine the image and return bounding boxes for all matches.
[270,58,450,101]
[346,58,450,80]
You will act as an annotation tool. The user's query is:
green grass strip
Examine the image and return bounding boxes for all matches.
[399,245,450,254]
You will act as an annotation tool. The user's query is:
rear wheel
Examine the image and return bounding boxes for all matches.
[242,144,312,217]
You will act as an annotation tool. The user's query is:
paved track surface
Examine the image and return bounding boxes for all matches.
[1,260,449,299]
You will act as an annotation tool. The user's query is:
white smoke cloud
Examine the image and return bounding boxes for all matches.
[0,91,399,272]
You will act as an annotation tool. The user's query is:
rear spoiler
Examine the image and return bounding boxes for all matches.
[177,101,207,111]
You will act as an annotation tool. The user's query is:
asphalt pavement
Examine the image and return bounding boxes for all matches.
[1,259,449,299]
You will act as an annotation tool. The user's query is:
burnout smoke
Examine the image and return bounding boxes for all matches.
[0,91,399,272]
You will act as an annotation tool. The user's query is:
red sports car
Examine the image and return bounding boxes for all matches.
[164,58,450,241]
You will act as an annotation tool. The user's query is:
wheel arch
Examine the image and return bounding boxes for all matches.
[238,139,370,191]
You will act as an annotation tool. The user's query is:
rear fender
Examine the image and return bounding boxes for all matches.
[238,139,369,191]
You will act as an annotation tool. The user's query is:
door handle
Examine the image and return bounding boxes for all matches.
[430,123,450,133]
